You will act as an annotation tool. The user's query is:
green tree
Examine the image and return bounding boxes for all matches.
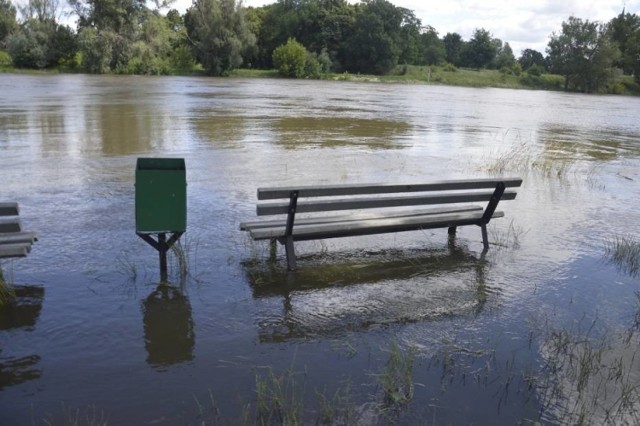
[547,16,620,92]
[443,32,462,66]
[608,11,640,76]
[7,0,77,68]
[0,0,18,48]
[397,7,421,64]
[494,41,515,70]
[518,48,545,70]
[185,0,256,76]
[344,0,403,74]
[461,28,497,69]
[70,0,147,71]
[419,26,445,65]
[272,37,307,77]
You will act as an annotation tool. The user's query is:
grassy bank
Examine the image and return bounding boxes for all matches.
[231,64,640,96]
[4,61,639,95]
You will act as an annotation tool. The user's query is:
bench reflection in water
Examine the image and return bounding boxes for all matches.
[142,284,194,369]
[245,241,491,343]
[0,285,44,389]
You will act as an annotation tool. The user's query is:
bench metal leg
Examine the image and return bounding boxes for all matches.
[269,238,277,262]
[481,224,489,250]
[448,226,457,235]
[284,236,297,271]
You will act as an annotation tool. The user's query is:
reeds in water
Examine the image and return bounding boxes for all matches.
[605,235,640,278]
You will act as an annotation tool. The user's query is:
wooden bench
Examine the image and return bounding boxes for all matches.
[0,203,38,259]
[240,177,522,270]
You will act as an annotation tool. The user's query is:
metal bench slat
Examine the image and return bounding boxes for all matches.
[258,177,523,200]
[241,205,483,231]
[0,202,19,216]
[257,190,518,216]
[250,211,505,241]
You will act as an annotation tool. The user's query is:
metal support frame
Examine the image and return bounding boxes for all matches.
[477,182,505,250]
[137,231,184,281]
[281,191,299,271]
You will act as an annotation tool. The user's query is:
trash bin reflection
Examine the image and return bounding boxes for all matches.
[142,284,194,368]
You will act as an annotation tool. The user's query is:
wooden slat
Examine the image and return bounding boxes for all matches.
[250,211,504,241]
[0,243,30,258]
[0,202,19,216]
[240,205,483,231]
[0,232,38,244]
[258,177,523,200]
[0,218,21,233]
[257,190,518,216]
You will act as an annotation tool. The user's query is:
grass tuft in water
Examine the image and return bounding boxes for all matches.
[377,343,417,408]
[605,235,640,278]
[254,361,306,425]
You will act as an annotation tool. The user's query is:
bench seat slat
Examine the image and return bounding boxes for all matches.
[250,210,504,241]
[257,190,517,216]
[258,177,522,200]
[0,243,31,258]
[241,205,483,231]
[0,218,22,233]
[0,202,19,216]
[0,232,38,244]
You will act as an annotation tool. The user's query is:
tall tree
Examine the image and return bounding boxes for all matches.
[6,0,76,68]
[547,16,620,92]
[443,32,462,65]
[343,0,403,74]
[0,0,18,48]
[185,0,256,76]
[608,10,640,76]
[462,28,497,69]
[419,26,445,65]
[518,48,545,70]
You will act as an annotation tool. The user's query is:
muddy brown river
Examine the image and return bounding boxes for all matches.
[1,74,640,424]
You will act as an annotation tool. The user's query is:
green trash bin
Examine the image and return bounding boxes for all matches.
[135,158,186,234]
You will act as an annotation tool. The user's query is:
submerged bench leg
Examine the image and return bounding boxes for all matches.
[481,224,489,250]
[448,226,457,235]
[269,238,277,262]
[285,236,297,271]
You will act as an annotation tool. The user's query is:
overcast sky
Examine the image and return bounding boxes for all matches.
[172,0,639,55]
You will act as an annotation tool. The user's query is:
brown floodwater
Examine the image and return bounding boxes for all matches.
[1,74,640,424]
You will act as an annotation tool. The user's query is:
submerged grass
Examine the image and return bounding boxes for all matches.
[376,343,417,409]
[605,235,640,278]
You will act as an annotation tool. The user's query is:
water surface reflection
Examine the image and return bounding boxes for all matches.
[246,242,491,342]
[0,286,45,390]
[142,284,194,369]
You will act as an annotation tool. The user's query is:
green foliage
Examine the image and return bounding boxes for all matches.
[7,20,77,69]
[518,48,545,70]
[0,49,10,66]
[272,37,308,78]
[608,11,640,76]
[461,28,498,69]
[547,16,621,93]
[528,63,545,77]
[185,0,256,76]
[0,0,17,48]
[443,32,462,66]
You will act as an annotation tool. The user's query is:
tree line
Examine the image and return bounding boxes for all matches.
[0,0,638,93]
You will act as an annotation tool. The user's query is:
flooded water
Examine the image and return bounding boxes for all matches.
[1,74,640,424]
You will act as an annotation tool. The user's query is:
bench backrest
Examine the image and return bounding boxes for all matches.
[256,177,522,216]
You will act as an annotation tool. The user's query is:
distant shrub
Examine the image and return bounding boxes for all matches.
[528,64,545,77]
[0,50,11,67]
[442,62,457,72]
[273,38,307,78]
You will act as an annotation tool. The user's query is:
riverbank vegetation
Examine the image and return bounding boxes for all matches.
[1,0,639,94]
